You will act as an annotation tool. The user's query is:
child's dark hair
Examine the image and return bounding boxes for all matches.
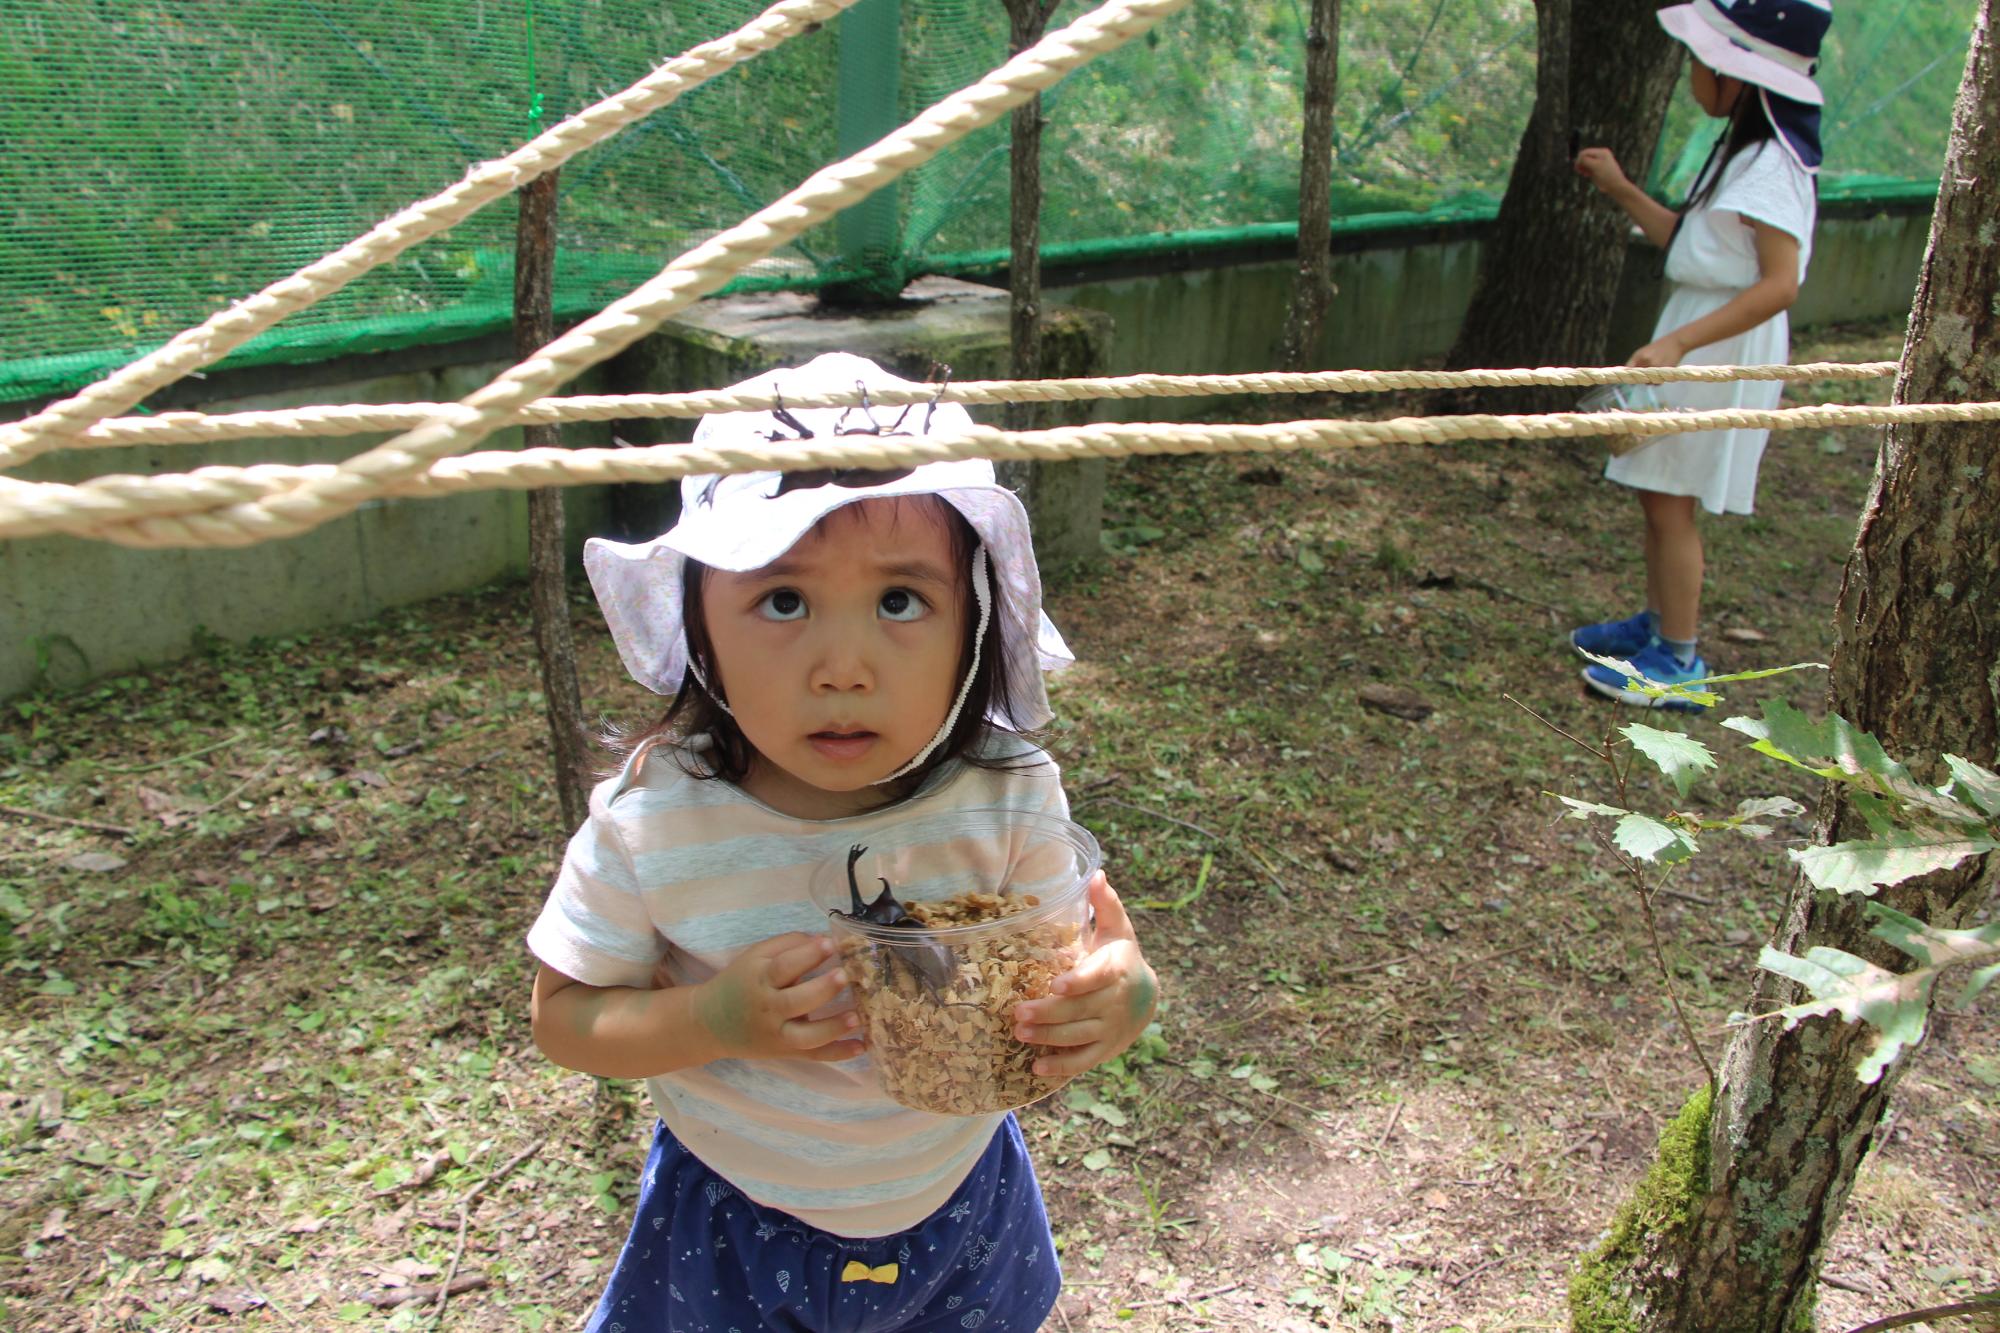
[1672,89,1815,246]
[619,496,1038,796]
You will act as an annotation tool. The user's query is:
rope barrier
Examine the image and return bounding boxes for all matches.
[5,397,1992,548]
[40,361,1903,451]
[38,0,1191,552]
[0,0,864,470]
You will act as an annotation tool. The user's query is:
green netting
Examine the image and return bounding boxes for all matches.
[0,0,1976,407]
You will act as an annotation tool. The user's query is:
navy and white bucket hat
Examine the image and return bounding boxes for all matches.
[1658,0,1832,106]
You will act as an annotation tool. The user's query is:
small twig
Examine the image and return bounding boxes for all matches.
[1503,694,1609,760]
[1821,1272,1878,1296]
[1657,885,1719,907]
[1446,1255,1506,1288]
[1119,1282,1241,1311]
[1373,1099,1404,1154]
[0,805,135,837]
[1073,797,1287,894]
[102,731,246,774]
[192,757,280,816]
[67,1155,152,1180]
[434,1142,542,1317]
[1841,1296,2000,1333]
[1458,573,1567,615]
[360,1273,488,1309]
[1640,869,1717,1093]
[454,748,509,777]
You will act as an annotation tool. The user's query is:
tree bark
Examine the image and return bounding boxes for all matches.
[1443,1,1680,412]
[1004,0,1060,432]
[515,170,591,831]
[1281,0,1341,371]
[1608,10,2000,1329]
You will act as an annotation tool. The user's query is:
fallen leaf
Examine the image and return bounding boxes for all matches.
[37,1207,68,1242]
[282,1216,325,1234]
[1423,1189,1451,1211]
[63,852,128,873]
[1358,683,1434,722]
[1721,626,1768,644]
[206,1288,266,1315]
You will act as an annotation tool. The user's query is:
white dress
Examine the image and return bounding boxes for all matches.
[1604,141,1816,515]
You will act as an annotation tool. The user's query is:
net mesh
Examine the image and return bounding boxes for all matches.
[0,0,1975,406]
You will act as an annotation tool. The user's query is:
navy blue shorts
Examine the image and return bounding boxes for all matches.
[585,1116,1061,1333]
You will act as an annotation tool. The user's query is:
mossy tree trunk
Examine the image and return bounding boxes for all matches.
[1280,0,1340,371]
[1585,10,2000,1330]
[1444,0,1679,412]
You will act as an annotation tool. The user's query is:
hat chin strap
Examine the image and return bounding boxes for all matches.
[876,544,992,786]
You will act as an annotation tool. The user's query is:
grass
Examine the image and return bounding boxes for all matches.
[1,317,1996,1331]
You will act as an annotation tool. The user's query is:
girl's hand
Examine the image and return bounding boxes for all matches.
[693,933,864,1063]
[1573,146,1630,195]
[1011,873,1159,1080]
[1627,335,1688,368]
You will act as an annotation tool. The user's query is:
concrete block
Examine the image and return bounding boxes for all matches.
[605,278,1112,567]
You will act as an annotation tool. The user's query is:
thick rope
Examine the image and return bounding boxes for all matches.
[7,398,1995,547]
[75,0,1191,552]
[44,361,1903,451]
[0,0,862,470]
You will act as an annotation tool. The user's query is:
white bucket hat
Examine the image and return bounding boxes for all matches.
[1658,0,1831,107]
[584,352,1074,757]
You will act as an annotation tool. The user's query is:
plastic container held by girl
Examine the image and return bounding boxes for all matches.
[1578,382,1671,457]
[809,809,1100,1116]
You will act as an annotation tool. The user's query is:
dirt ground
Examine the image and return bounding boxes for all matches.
[2,319,1994,1332]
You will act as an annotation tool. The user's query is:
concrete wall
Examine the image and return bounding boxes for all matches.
[1053,201,1933,421]
[1,202,1930,698]
[1,350,619,697]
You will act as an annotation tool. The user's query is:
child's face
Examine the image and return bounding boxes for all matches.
[1689,60,1746,118]
[702,497,969,818]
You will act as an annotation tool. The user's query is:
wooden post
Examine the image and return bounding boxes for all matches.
[514,170,591,830]
[1281,0,1341,371]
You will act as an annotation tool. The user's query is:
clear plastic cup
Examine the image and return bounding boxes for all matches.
[808,809,1100,1116]
[1578,382,1668,413]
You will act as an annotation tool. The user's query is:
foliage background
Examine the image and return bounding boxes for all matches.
[0,0,1978,400]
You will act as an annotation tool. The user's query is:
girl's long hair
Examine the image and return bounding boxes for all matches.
[1669,85,1816,252]
[614,497,1040,800]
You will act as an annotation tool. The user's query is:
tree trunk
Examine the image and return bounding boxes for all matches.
[515,170,591,831]
[1586,11,2000,1330]
[1444,0,1680,412]
[1281,0,1341,371]
[1004,0,1059,432]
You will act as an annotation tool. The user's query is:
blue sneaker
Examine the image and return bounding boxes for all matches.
[1582,638,1709,710]
[1570,610,1655,659]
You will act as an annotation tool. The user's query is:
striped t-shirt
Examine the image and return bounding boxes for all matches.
[525,734,1070,1237]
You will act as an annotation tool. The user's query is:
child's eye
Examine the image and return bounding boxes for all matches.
[879,588,926,622]
[758,589,807,621]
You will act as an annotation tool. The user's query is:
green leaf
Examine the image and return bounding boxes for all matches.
[1728,703,1990,842]
[1746,903,2000,1083]
[1864,902,2000,972]
[1086,1101,1129,1128]
[1751,944,1932,1084]
[1621,723,1716,798]
[1943,754,2000,816]
[1081,1148,1114,1171]
[1551,793,1630,821]
[1614,813,1696,864]
[1789,831,2000,895]
[1574,650,1720,707]
[1718,795,1805,838]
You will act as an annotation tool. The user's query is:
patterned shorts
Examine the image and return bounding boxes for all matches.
[585,1116,1062,1332]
